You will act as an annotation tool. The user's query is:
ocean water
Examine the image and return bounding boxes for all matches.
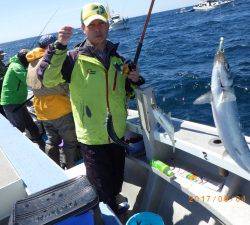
[1,0,250,135]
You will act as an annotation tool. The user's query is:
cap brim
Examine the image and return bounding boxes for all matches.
[83,15,108,26]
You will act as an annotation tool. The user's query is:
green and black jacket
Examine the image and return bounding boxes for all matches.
[38,40,144,145]
[1,55,28,105]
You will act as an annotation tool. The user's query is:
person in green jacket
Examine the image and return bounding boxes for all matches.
[0,49,7,78]
[38,2,145,214]
[0,49,7,117]
[1,49,44,150]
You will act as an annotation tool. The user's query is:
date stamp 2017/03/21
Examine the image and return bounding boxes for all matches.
[188,195,246,203]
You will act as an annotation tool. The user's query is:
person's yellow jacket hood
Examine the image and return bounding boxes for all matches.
[26,47,45,62]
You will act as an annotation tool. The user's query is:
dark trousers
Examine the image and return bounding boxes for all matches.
[80,143,126,210]
[0,106,6,117]
[42,113,78,168]
[3,104,44,149]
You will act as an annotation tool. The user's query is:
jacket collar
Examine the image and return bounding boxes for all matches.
[74,39,120,69]
[74,39,119,58]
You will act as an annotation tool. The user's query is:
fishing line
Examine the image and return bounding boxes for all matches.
[217,3,224,39]
[13,7,60,113]
[30,7,60,49]
[217,1,235,43]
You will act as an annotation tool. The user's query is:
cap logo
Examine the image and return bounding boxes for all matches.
[90,5,105,16]
[81,3,108,25]
[97,5,105,15]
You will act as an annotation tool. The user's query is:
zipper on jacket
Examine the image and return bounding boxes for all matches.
[86,59,118,144]
[105,71,110,112]
[105,70,112,144]
[16,80,21,91]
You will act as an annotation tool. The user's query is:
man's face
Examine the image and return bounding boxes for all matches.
[82,19,109,46]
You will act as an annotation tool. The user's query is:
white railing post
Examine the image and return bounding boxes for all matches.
[135,87,157,160]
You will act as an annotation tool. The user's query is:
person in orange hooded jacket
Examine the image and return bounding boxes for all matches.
[26,34,78,169]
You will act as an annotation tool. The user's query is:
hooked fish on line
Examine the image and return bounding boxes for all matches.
[194,37,250,172]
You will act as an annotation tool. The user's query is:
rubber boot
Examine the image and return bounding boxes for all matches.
[45,144,60,165]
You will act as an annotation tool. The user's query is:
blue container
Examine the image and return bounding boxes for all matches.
[55,211,94,225]
[126,212,165,225]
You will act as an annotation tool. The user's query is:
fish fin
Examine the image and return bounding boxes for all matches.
[193,92,212,105]
[222,90,236,102]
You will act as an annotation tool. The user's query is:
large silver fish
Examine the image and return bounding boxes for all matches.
[194,37,250,172]
[152,106,176,151]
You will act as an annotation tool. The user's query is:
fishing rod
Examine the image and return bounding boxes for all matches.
[123,0,156,73]
[30,7,60,49]
[134,0,155,65]
[12,94,35,113]
[107,0,156,148]
[12,7,60,113]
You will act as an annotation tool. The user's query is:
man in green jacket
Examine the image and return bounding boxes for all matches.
[1,49,44,150]
[38,2,144,214]
[0,49,7,117]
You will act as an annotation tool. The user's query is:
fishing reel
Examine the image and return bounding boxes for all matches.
[122,59,137,76]
[122,59,145,86]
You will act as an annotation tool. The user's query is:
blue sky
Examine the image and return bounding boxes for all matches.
[0,0,200,43]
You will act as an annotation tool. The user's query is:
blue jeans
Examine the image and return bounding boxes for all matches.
[42,113,77,168]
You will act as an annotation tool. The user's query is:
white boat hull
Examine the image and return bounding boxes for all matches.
[109,18,129,30]
[193,0,233,11]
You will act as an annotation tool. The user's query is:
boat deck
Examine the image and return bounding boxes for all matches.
[125,109,250,225]
[0,115,121,225]
[127,110,250,181]
[1,106,250,225]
